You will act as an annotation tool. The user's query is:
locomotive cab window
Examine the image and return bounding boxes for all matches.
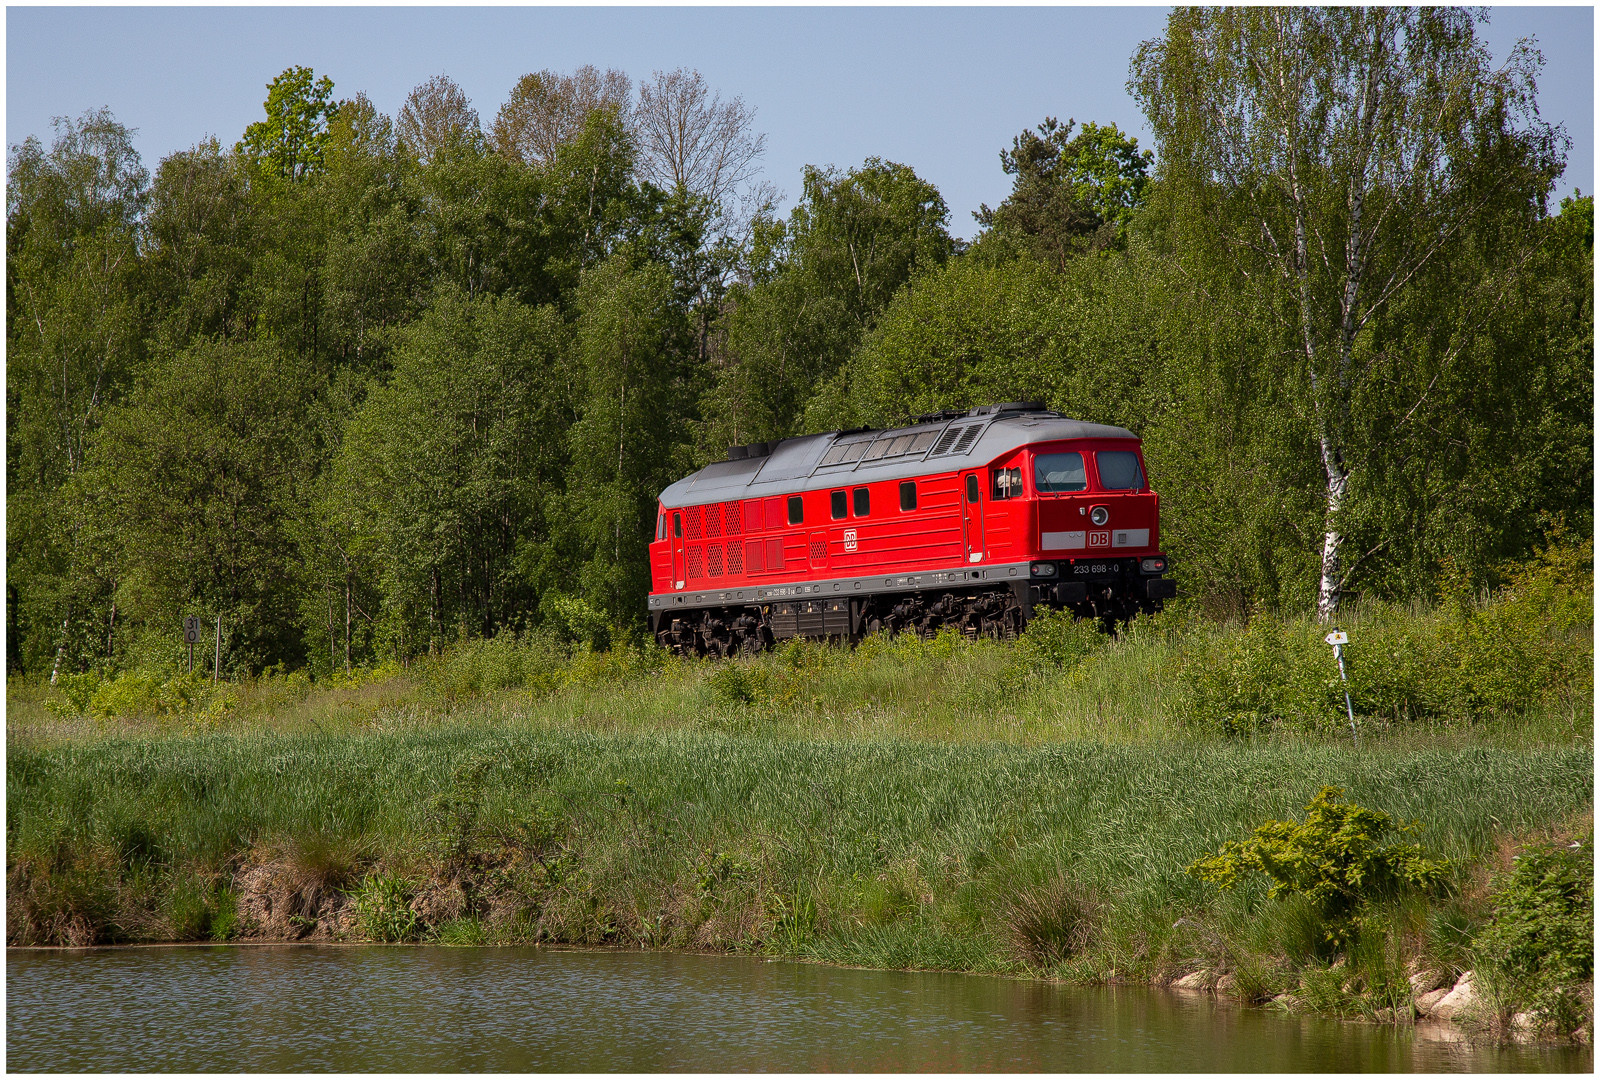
[991,467,1022,499]
[965,474,981,503]
[899,481,917,511]
[673,513,683,538]
[852,487,870,517]
[787,495,804,525]
[1096,450,1145,491]
[1034,452,1087,493]
[830,490,848,520]
[656,513,667,540]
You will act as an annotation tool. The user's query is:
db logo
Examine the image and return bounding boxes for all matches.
[843,529,858,552]
[1088,531,1110,548]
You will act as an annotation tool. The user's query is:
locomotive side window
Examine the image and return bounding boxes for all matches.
[787,495,804,525]
[966,474,981,503]
[1096,450,1145,490]
[991,467,1022,499]
[1034,452,1088,493]
[852,487,870,517]
[831,490,847,520]
[673,513,683,538]
[899,481,917,511]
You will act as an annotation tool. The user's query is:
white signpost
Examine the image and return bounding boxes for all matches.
[1325,630,1358,746]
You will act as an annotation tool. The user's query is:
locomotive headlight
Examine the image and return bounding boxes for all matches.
[1030,562,1057,577]
[1089,505,1110,527]
[1140,557,1167,574]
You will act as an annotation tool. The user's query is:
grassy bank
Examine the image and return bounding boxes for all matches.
[7,724,1592,1034]
[8,550,1591,1040]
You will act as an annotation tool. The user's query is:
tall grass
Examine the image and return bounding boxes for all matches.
[8,724,1590,951]
[12,538,1588,747]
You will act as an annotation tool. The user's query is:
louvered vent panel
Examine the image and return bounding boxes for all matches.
[953,425,984,455]
[705,504,721,537]
[723,502,741,537]
[726,542,744,575]
[809,537,827,562]
[931,426,964,455]
[687,546,705,579]
[685,506,703,540]
[707,544,724,577]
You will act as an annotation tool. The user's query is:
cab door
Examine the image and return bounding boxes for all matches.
[671,511,686,588]
[961,471,985,563]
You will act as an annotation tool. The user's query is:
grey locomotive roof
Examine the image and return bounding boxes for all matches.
[658,409,1136,508]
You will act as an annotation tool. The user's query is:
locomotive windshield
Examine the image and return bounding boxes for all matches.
[1034,452,1088,493]
[1097,450,1145,490]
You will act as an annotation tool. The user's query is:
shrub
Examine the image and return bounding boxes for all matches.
[1014,608,1106,675]
[1474,831,1593,1030]
[1176,614,1344,734]
[1189,786,1449,945]
[708,662,765,707]
[1448,537,1593,716]
[348,873,419,942]
[543,596,612,652]
[86,670,206,719]
[47,671,104,716]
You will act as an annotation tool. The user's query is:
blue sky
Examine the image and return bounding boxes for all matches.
[7,6,1593,239]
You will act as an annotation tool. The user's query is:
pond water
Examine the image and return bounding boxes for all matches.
[7,946,1590,1072]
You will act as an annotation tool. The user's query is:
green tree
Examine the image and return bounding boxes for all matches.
[315,92,425,374]
[707,158,954,448]
[238,65,339,183]
[326,288,570,657]
[565,257,697,620]
[79,340,322,671]
[142,138,262,349]
[973,118,1152,267]
[1132,7,1566,619]
[6,108,148,674]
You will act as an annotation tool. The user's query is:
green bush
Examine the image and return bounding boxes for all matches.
[1474,832,1593,1030]
[1176,615,1343,734]
[1173,540,1592,733]
[708,662,766,707]
[1448,538,1593,716]
[87,670,206,719]
[348,873,419,942]
[1013,608,1107,675]
[1189,785,1449,945]
[425,630,567,701]
[542,596,613,652]
[46,671,104,715]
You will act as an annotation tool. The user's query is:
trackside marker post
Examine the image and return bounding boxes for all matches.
[1325,629,1357,747]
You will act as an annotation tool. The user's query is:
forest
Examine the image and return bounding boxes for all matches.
[8,8,1592,680]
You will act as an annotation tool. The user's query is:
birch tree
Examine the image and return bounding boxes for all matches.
[1132,7,1564,619]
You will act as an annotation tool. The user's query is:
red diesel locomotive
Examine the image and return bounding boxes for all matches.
[647,402,1175,656]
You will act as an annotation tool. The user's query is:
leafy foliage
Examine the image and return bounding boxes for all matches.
[1475,832,1593,1029]
[973,117,1151,265]
[237,66,338,182]
[1189,786,1449,943]
[348,873,420,943]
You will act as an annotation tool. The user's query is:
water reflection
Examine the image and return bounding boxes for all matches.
[7,946,1590,1072]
